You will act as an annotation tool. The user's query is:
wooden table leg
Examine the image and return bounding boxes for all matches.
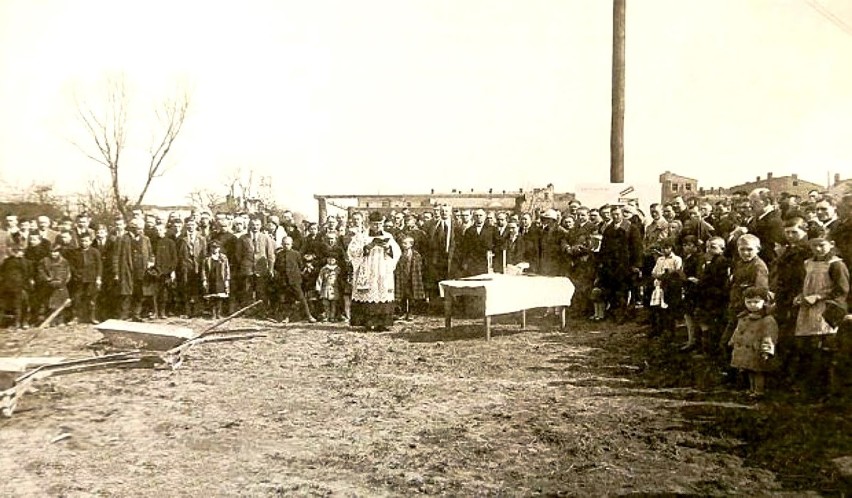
[485,315,491,341]
[444,290,452,332]
[560,306,566,330]
[521,309,526,329]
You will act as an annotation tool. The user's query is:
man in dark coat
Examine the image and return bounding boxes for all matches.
[459,209,499,276]
[829,194,852,274]
[280,210,304,252]
[235,217,276,316]
[151,224,178,318]
[402,215,428,252]
[519,212,542,272]
[599,205,643,323]
[68,232,102,323]
[112,219,154,321]
[209,219,238,313]
[301,223,323,259]
[93,223,117,320]
[537,209,569,277]
[175,218,207,317]
[429,203,465,286]
[496,221,527,273]
[746,188,785,266]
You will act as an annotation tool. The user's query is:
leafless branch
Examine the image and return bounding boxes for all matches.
[74,75,128,215]
[135,89,190,207]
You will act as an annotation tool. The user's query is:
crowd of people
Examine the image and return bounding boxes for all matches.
[1,188,850,396]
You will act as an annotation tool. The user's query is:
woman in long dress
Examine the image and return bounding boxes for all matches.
[348,211,401,331]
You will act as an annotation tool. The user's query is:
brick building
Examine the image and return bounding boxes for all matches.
[828,173,851,198]
[659,171,699,203]
[725,172,823,198]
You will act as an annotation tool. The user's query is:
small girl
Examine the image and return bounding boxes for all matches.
[722,234,769,350]
[394,236,425,321]
[728,286,778,396]
[315,255,342,321]
[202,241,230,319]
[648,239,683,338]
[792,237,849,393]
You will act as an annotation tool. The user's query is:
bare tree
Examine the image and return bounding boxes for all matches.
[206,167,280,215]
[187,188,223,213]
[74,75,190,216]
[82,180,117,225]
[74,76,128,214]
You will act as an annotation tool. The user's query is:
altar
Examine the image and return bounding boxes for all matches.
[438,273,575,340]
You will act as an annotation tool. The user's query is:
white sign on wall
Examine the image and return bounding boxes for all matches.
[574,183,660,213]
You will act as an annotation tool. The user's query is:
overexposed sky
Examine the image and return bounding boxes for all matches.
[1,0,850,216]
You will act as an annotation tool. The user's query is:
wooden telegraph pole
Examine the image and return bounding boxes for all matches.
[610,0,626,183]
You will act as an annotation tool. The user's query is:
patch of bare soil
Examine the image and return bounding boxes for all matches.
[1,311,848,496]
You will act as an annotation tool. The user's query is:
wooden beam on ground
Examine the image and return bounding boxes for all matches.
[39,299,72,329]
[198,300,263,336]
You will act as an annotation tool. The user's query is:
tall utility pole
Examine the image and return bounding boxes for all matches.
[610,0,626,183]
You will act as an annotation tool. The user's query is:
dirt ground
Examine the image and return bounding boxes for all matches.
[1,310,850,497]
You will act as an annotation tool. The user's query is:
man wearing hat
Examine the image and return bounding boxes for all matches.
[538,208,568,277]
[497,221,527,272]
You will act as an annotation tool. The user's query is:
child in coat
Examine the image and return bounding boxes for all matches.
[315,255,342,321]
[693,237,730,355]
[274,236,316,323]
[0,246,33,329]
[680,235,702,350]
[68,233,102,324]
[37,246,72,326]
[722,234,769,352]
[301,253,320,318]
[394,236,425,321]
[771,217,811,337]
[648,238,683,338]
[202,241,231,319]
[728,286,778,396]
[792,236,849,395]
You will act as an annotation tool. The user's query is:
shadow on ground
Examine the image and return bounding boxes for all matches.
[620,321,852,496]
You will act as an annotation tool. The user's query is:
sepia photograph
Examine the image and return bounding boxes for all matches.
[1,0,850,495]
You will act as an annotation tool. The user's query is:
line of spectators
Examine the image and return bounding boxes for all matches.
[1,189,850,399]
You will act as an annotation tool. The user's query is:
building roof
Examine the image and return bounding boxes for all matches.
[314,191,523,200]
[726,174,823,195]
[829,178,852,196]
[659,171,697,182]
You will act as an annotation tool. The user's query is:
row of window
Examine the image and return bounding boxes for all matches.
[671,180,800,193]
[361,199,434,208]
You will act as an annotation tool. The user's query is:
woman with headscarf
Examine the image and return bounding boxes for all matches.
[348,211,401,331]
